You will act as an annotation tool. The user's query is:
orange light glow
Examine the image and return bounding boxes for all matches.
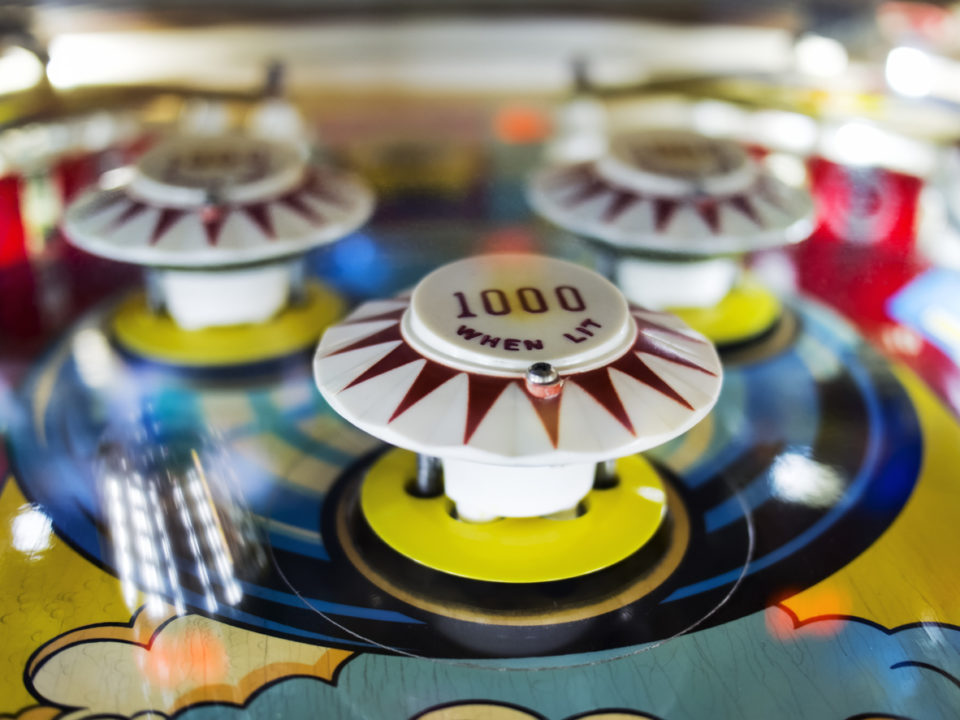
[475,225,540,255]
[494,105,551,144]
[765,604,797,642]
[140,626,229,688]
[767,584,852,641]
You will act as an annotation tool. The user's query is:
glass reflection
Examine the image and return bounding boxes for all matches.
[11,505,52,556]
[97,419,266,618]
[770,451,845,508]
[71,327,119,390]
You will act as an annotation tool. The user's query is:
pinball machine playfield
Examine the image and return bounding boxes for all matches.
[1,9,960,720]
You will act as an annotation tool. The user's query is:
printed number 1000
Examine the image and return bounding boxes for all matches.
[454,287,586,318]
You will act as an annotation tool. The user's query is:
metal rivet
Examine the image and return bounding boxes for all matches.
[525,362,563,398]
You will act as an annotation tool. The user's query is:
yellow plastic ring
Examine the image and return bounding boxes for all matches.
[111,281,345,367]
[670,278,781,347]
[360,449,669,584]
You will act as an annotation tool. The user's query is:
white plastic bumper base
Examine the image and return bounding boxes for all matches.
[615,256,739,309]
[159,264,292,330]
[442,458,595,522]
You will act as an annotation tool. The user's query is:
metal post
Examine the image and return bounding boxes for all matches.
[594,459,619,489]
[412,455,443,497]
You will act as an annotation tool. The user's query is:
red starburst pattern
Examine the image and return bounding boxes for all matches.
[323,301,717,448]
[304,171,351,208]
[554,163,764,232]
[78,170,358,246]
[243,203,275,238]
[152,208,187,244]
[278,192,324,224]
[107,200,148,232]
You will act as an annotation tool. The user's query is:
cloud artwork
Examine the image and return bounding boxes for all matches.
[170,608,960,720]
[19,606,352,720]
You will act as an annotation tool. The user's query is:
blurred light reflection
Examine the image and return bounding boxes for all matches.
[880,324,924,357]
[98,421,266,619]
[763,152,809,188]
[12,505,52,555]
[139,625,230,689]
[72,327,118,390]
[771,452,845,508]
[794,34,848,78]
[819,122,936,176]
[325,232,388,294]
[0,47,44,94]
[886,46,935,98]
[547,97,607,163]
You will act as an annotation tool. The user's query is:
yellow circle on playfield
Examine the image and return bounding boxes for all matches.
[671,278,782,347]
[360,449,669,583]
[111,282,345,366]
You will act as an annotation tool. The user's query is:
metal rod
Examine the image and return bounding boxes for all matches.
[145,268,166,314]
[288,258,307,306]
[413,455,443,498]
[593,459,619,489]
